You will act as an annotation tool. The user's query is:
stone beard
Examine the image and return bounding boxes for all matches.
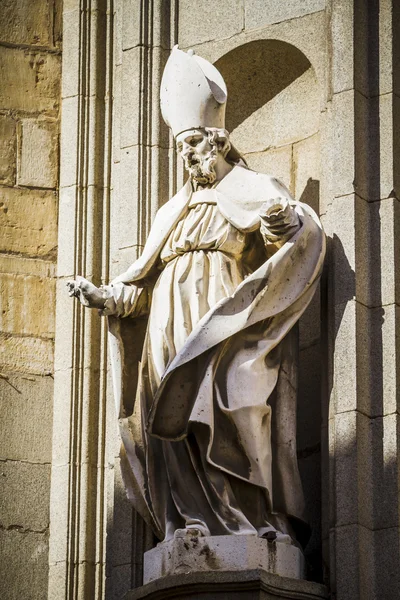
[181,127,231,186]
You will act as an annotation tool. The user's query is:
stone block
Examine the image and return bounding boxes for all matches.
[332,410,358,527]
[298,341,322,450]
[327,91,355,200]
[0,529,49,600]
[245,0,325,31]
[330,0,354,95]
[105,564,132,600]
[0,372,53,462]
[0,461,51,531]
[112,146,141,252]
[144,533,305,584]
[59,96,79,188]
[112,64,122,162]
[47,465,70,564]
[0,115,16,185]
[297,451,321,573]
[121,47,141,149]
[106,462,133,568]
[178,0,244,48]
[355,302,386,417]
[0,254,56,278]
[245,145,293,192]
[0,0,52,46]
[18,119,59,188]
[61,9,81,98]
[0,187,58,257]
[372,526,400,599]
[293,133,320,212]
[299,282,321,349]
[127,569,328,600]
[333,524,373,600]
[0,334,54,375]
[122,0,142,51]
[333,301,357,413]
[354,91,380,202]
[324,194,356,307]
[230,67,319,155]
[0,273,56,337]
[56,186,77,278]
[0,46,61,114]
[381,304,400,415]
[379,92,400,200]
[357,413,400,531]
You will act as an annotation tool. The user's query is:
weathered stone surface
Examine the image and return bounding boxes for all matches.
[333,300,357,413]
[299,283,321,349]
[127,569,328,600]
[0,529,49,600]
[245,0,325,31]
[0,0,52,46]
[298,341,322,448]
[178,0,244,48]
[0,115,16,185]
[144,533,305,584]
[61,8,80,98]
[17,118,58,188]
[0,187,58,257]
[122,0,142,51]
[0,254,56,278]
[293,133,320,210]
[0,46,60,114]
[0,372,53,462]
[245,145,293,192]
[0,334,54,375]
[59,96,78,188]
[0,461,51,531]
[120,47,141,149]
[0,273,56,337]
[230,67,319,154]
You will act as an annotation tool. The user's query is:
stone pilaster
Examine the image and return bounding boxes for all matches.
[47,1,113,598]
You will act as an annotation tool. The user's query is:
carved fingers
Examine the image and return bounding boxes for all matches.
[66,276,106,309]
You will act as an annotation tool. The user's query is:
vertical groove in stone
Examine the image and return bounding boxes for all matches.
[48,0,113,598]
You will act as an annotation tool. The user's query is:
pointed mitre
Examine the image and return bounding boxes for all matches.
[160,46,227,138]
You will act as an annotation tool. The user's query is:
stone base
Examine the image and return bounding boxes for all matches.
[143,533,305,584]
[124,569,328,600]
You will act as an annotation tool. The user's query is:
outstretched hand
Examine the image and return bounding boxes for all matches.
[66,276,106,310]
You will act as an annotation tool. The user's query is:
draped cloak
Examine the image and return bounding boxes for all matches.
[106,165,326,542]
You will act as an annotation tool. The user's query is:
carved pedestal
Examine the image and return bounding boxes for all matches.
[124,533,327,600]
[124,570,328,600]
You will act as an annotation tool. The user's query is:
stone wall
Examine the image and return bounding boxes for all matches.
[0,1,62,599]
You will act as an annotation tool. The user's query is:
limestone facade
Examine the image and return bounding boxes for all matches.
[0,1,399,600]
[0,1,62,599]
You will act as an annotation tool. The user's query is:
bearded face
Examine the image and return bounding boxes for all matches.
[176,129,227,186]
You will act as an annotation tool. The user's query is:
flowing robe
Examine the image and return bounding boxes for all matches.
[105,165,325,543]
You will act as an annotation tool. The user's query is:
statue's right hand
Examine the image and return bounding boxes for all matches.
[66,276,106,310]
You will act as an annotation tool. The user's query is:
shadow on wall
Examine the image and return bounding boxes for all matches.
[215,39,311,132]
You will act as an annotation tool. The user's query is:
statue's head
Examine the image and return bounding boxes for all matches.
[161,47,242,184]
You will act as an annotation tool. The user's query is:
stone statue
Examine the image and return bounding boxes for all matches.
[68,47,325,550]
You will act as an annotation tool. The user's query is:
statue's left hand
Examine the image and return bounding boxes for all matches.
[66,276,106,309]
[259,197,300,246]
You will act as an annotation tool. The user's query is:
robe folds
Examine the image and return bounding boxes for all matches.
[106,165,326,543]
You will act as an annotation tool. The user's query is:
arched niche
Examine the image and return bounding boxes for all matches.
[215,39,320,215]
[216,39,324,581]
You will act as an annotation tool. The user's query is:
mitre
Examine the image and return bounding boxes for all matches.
[160,45,227,138]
